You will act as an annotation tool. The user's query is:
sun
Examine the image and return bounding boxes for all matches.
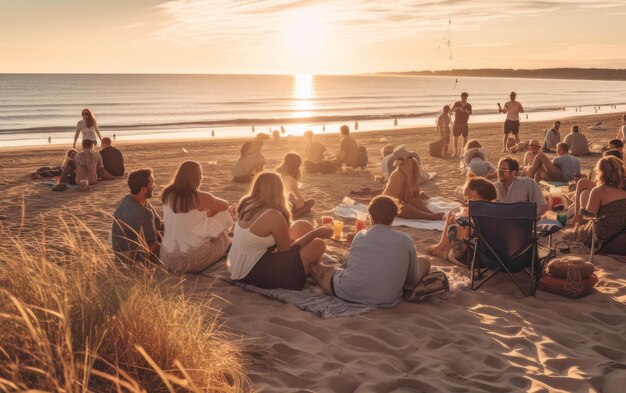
[282,7,327,59]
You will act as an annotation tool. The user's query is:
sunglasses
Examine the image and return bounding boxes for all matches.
[497,169,512,173]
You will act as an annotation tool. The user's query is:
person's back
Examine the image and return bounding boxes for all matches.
[112,195,160,260]
[333,224,413,307]
[553,154,580,181]
[100,144,125,176]
[564,131,589,155]
[340,134,359,167]
[467,157,495,177]
[304,140,326,164]
[75,148,102,185]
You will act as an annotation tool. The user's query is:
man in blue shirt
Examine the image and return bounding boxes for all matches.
[311,196,430,307]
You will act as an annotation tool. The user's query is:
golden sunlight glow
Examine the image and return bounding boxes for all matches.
[292,73,315,120]
[282,7,327,59]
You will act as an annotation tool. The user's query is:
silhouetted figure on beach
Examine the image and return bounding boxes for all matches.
[48,136,51,144]
[113,133,116,141]
[281,126,286,134]
[354,121,359,130]
[498,91,524,153]
[211,130,215,137]
[451,92,472,158]
[394,118,398,126]
[252,125,255,133]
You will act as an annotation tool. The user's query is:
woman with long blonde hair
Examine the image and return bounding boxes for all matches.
[383,146,445,220]
[277,153,316,218]
[227,172,332,290]
[565,156,626,254]
[160,161,234,273]
[73,108,102,148]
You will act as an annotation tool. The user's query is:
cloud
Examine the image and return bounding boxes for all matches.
[153,0,626,49]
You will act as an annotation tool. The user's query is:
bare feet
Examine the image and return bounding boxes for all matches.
[426,244,448,258]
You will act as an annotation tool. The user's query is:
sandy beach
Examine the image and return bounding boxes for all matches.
[1,112,625,392]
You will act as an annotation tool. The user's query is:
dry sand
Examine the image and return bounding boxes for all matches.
[1,112,625,392]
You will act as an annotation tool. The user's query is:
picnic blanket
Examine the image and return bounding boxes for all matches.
[200,257,376,319]
[333,197,460,232]
[539,180,569,188]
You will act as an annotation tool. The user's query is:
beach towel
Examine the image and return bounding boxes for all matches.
[333,197,460,232]
[200,257,376,319]
[539,180,569,188]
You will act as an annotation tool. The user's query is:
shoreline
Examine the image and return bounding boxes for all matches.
[2,110,624,152]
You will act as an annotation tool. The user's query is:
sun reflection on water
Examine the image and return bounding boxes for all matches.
[292,74,315,127]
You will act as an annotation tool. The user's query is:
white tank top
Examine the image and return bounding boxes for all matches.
[227,210,276,280]
[160,204,234,258]
[77,120,97,141]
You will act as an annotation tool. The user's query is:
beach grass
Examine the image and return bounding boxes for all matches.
[0,215,248,392]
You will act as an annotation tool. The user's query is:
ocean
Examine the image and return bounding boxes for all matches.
[1,73,625,147]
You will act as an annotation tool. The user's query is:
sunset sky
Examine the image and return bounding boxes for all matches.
[1,0,625,74]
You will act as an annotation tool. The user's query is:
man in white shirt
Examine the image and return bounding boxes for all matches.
[498,91,524,153]
[495,157,547,217]
[542,121,561,152]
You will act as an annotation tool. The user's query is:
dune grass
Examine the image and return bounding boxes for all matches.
[0,216,248,392]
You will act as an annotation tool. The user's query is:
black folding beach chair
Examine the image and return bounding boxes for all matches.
[464,201,555,297]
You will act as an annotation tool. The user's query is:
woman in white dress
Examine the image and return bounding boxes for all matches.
[160,161,233,273]
[73,108,102,148]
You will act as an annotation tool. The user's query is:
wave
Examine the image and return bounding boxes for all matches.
[0,105,589,134]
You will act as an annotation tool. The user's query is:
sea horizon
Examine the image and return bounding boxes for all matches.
[2,73,625,147]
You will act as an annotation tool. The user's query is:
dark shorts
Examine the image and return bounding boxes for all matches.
[504,119,520,134]
[453,123,469,137]
[240,244,305,290]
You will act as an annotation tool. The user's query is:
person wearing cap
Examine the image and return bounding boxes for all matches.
[542,121,561,152]
[499,91,524,153]
[232,133,268,183]
[451,92,472,158]
[383,146,445,221]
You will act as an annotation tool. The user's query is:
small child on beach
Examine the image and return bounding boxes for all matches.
[437,105,451,158]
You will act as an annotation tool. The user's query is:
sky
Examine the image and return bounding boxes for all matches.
[1,0,625,74]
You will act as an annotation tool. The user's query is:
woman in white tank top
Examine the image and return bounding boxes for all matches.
[73,108,102,148]
[227,172,332,290]
[160,161,234,273]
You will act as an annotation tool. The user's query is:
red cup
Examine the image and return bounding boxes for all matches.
[322,216,333,225]
[356,218,366,232]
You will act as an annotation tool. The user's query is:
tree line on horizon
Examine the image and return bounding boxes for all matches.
[381,68,626,81]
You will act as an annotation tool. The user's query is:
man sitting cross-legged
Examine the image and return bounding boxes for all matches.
[311,196,431,307]
[527,142,581,183]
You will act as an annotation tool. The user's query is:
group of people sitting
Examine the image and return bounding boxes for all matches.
[53,137,125,191]
[231,125,367,182]
[105,116,626,308]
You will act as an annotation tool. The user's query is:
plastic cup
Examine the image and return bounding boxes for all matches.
[341,163,347,173]
[322,216,333,225]
[333,220,344,240]
[356,212,367,232]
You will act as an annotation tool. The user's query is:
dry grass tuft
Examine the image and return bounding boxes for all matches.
[0,216,248,392]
